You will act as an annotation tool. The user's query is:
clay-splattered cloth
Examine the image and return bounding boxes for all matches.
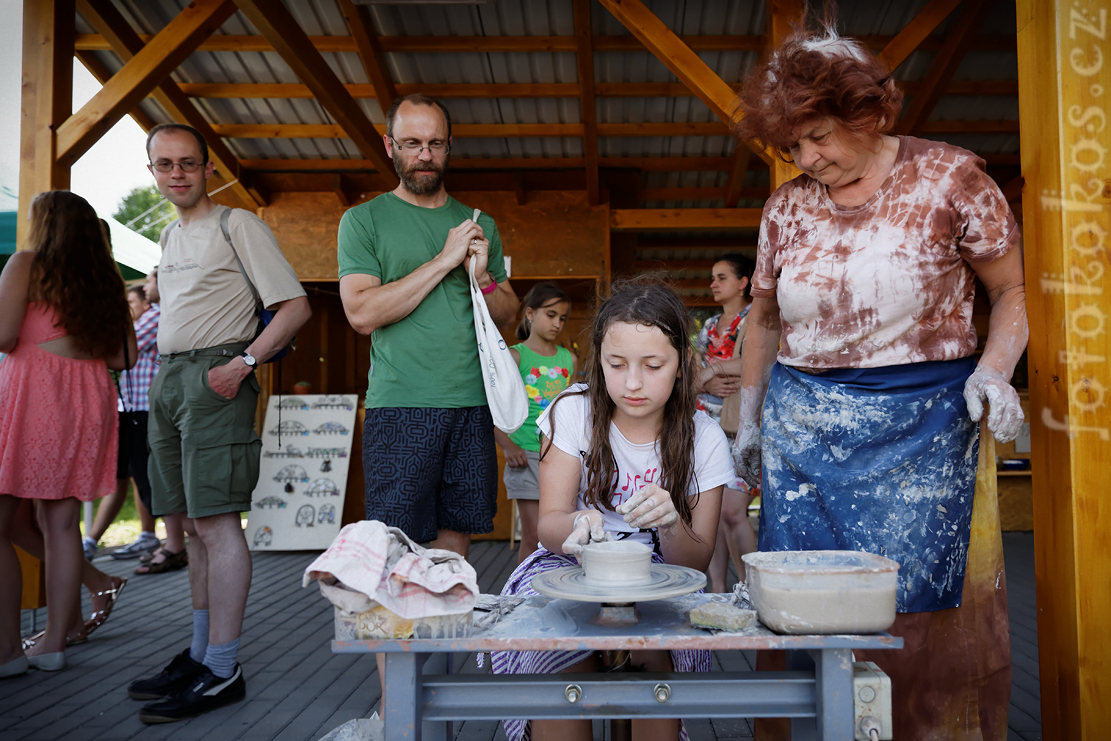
[751,136,1020,370]
[758,356,979,612]
[490,548,710,741]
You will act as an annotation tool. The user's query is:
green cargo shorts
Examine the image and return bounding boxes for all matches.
[147,343,262,519]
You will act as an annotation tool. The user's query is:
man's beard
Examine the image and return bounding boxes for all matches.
[395,155,448,195]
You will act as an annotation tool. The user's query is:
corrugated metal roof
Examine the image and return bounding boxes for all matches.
[73,0,1021,214]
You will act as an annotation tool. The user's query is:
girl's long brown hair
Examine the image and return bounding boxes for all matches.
[26,191,131,357]
[544,277,700,530]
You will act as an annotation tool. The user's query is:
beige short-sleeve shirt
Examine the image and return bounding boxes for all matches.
[157,207,306,354]
[751,136,1020,369]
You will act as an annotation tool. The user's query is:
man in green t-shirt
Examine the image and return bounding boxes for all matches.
[338,94,518,556]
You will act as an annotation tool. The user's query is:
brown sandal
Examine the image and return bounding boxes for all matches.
[134,547,188,575]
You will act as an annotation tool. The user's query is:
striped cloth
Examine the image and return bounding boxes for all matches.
[490,548,710,741]
[119,304,160,412]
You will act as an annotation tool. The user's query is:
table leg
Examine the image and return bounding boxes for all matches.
[784,648,854,740]
[383,653,423,740]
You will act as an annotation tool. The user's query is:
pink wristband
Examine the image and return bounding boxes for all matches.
[480,275,498,295]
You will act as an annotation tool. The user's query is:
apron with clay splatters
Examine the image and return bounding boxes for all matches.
[758,356,979,613]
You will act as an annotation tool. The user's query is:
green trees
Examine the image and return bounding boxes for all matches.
[112,185,174,241]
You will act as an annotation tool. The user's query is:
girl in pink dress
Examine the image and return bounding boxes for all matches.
[0,191,136,675]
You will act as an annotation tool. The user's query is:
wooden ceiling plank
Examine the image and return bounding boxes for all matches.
[877,0,962,71]
[337,0,396,117]
[55,0,236,168]
[236,155,750,173]
[231,0,395,190]
[596,0,771,164]
[896,0,993,135]
[78,0,262,209]
[611,208,763,231]
[573,0,600,205]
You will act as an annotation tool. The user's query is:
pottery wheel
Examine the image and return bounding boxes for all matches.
[531,564,706,604]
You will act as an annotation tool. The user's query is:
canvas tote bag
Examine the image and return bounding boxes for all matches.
[468,208,528,433]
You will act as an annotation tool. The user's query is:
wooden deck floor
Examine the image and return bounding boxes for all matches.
[4,533,1041,740]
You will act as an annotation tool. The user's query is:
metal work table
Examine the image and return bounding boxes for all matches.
[332,593,902,740]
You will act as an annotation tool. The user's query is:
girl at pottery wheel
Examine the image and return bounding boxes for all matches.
[733,25,1027,740]
[491,279,734,741]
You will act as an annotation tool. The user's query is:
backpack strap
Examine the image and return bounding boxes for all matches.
[219,206,264,317]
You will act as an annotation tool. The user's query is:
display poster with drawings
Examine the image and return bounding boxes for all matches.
[247,394,358,551]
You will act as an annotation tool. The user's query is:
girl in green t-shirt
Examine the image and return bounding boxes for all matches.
[494,282,575,564]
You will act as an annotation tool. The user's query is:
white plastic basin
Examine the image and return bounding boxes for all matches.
[742,550,899,634]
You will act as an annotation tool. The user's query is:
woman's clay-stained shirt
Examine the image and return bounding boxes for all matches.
[751,136,1020,369]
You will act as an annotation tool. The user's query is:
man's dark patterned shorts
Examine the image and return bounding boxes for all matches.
[362,406,498,542]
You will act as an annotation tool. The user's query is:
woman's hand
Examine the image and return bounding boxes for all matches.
[702,371,741,398]
[561,510,608,555]
[963,366,1024,442]
[732,423,762,489]
[616,484,678,530]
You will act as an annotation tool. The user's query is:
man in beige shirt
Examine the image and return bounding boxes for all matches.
[128,123,311,724]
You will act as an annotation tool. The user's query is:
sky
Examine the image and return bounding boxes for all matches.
[0,0,155,218]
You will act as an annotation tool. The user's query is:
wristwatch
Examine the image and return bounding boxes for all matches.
[240,351,257,368]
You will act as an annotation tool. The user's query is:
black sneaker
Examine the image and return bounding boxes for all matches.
[127,648,205,700]
[138,664,246,724]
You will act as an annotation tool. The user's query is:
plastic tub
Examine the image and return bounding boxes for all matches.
[742,550,899,634]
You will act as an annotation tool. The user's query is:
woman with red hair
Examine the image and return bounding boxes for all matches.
[734,28,1026,740]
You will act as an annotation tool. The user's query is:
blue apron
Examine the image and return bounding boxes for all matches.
[758,357,979,612]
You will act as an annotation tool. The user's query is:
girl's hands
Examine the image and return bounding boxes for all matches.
[503,442,528,467]
[561,510,608,555]
[616,484,678,530]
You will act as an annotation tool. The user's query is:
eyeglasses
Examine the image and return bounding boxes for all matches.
[149,159,204,173]
[389,136,449,155]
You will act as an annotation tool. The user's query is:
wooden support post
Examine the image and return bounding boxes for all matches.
[766,0,803,190]
[17,0,74,246]
[1017,1,1111,737]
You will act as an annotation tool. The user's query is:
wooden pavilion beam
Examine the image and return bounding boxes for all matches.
[209,121,751,139]
[596,0,771,165]
[73,50,157,131]
[337,0,396,118]
[74,31,1018,55]
[1016,0,1111,735]
[895,0,992,135]
[231,0,395,191]
[236,155,750,172]
[55,0,235,168]
[78,0,263,209]
[171,78,1019,101]
[610,208,762,231]
[724,144,752,208]
[573,0,600,205]
[877,0,961,71]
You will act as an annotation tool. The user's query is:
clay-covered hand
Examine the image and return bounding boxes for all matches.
[732,422,761,489]
[616,484,678,530]
[963,366,1024,443]
[562,510,608,555]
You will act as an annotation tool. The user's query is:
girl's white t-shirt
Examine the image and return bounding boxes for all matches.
[537,384,735,545]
